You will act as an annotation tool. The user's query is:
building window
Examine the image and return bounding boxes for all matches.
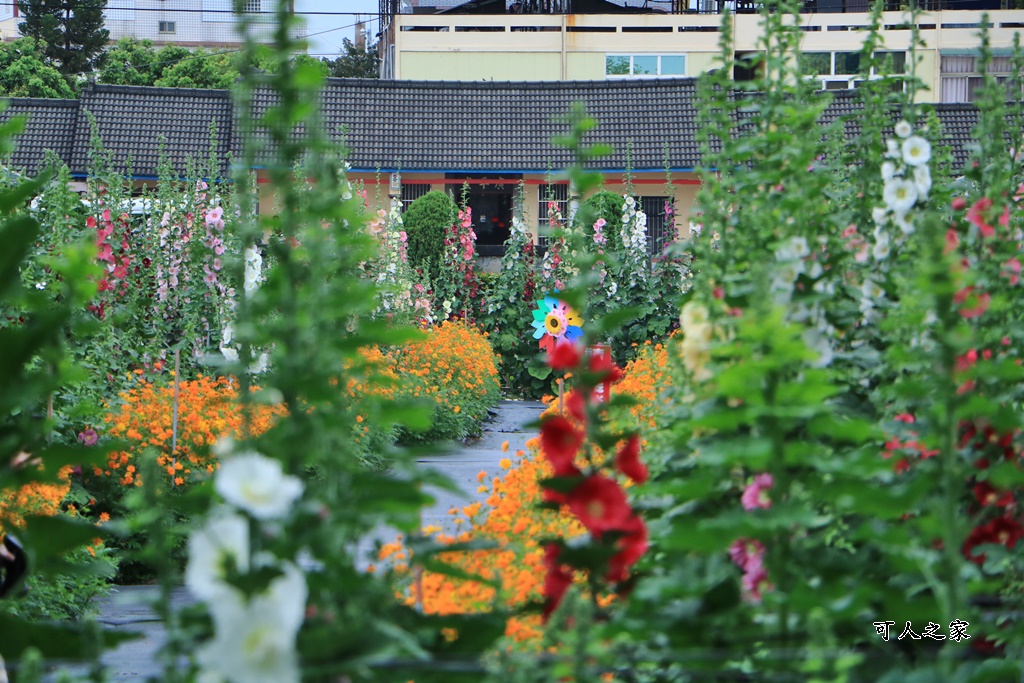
[445,175,521,257]
[158,21,176,33]
[537,183,569,247]
[400,183,430,212]
[940,55,1014,103]
[242,0,261,13]
[606,54,686,79]
[801,51,905,90]
[640,196,675,255]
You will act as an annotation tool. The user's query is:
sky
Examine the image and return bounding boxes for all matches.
[295,0,381,58]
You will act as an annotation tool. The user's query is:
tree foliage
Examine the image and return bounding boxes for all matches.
[322,38,380,79]
[0,38,75,99]
[98,37,162,87]
[17,0,109,75]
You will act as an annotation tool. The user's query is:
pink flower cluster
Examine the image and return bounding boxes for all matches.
[729,538,771,604]
[87,206,134,319]
[729,473,775,603]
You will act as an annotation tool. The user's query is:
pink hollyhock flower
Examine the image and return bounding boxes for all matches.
[77,428,98,446]
[741,473,774,511]
[967,197,995,237]
[728,538,764,571]
[741,555,772,604]
[1003,258,1021,285]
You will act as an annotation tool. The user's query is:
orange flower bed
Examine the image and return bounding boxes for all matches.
[0,465,73,535]
[380,341,671,645]
[98,374,287,489]
[353,321,502,442]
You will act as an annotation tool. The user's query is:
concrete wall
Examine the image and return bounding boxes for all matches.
[390,10,1024,103]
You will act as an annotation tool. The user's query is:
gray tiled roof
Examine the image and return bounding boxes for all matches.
[70,83,233,178]
[0,98,79,173]
[0,78,1008,178]
[241,77,706,172]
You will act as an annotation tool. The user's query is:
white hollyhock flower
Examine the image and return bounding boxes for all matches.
[886,139,901,159]
[883,179,918,214]
[220,347,239,363]
[881,161,897,181]
[186,510,250,601]
[249,352,270,375]
[914,165,931,199]
[216,453,303,520]
[872,206,888,226]
[902,136,931,167]
[893,212,915,236]
[894,120,912,138]
[197,563,307,683]
[872,237,891,261]
[861,278,885,302]
[775,236,810,261]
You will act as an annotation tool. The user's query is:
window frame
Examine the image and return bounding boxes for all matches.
[801,50,906,91]
[158,20,176,34]
[605,54,687,79]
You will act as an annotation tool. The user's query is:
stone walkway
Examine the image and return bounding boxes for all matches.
[42,399,544,681]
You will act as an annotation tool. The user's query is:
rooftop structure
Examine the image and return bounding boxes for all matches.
[376,0,1023,104]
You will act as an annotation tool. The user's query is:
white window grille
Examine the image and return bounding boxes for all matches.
[640,196,675,255]
[537,183,569,247]
[400,183,431,212]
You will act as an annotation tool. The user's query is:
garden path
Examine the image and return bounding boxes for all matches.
[44,399,544,681]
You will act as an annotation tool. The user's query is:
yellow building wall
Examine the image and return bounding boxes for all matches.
[400,51,561,81]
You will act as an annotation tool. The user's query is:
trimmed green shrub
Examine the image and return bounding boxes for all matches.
[403,190,457,286]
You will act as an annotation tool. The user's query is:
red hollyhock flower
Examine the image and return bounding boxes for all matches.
[566,474,633,535]
[548,340,582,370]
[606,514,648,583]
[540,415,584,476]
[615,435,648,484]
[973,482,1014,508]
[588,351,623,385]
[543,543,573,621]
[564,389,587,423]
[963,516,1024,565]
[987,515,1023,548]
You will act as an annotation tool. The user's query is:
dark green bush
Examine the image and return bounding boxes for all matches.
[403,190,456,286]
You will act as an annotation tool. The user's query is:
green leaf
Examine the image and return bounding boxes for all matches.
[528,364,552,380]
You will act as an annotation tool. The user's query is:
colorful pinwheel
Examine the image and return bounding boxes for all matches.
[531,296,583,351]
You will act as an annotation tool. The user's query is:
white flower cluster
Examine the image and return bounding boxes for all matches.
[619,195,650,284]
[373,205,415,317]
[187,446,306,683]
[770,236,818,303]
[243,245,264,297]
[877,121,932,242]
[770,236,835,367]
